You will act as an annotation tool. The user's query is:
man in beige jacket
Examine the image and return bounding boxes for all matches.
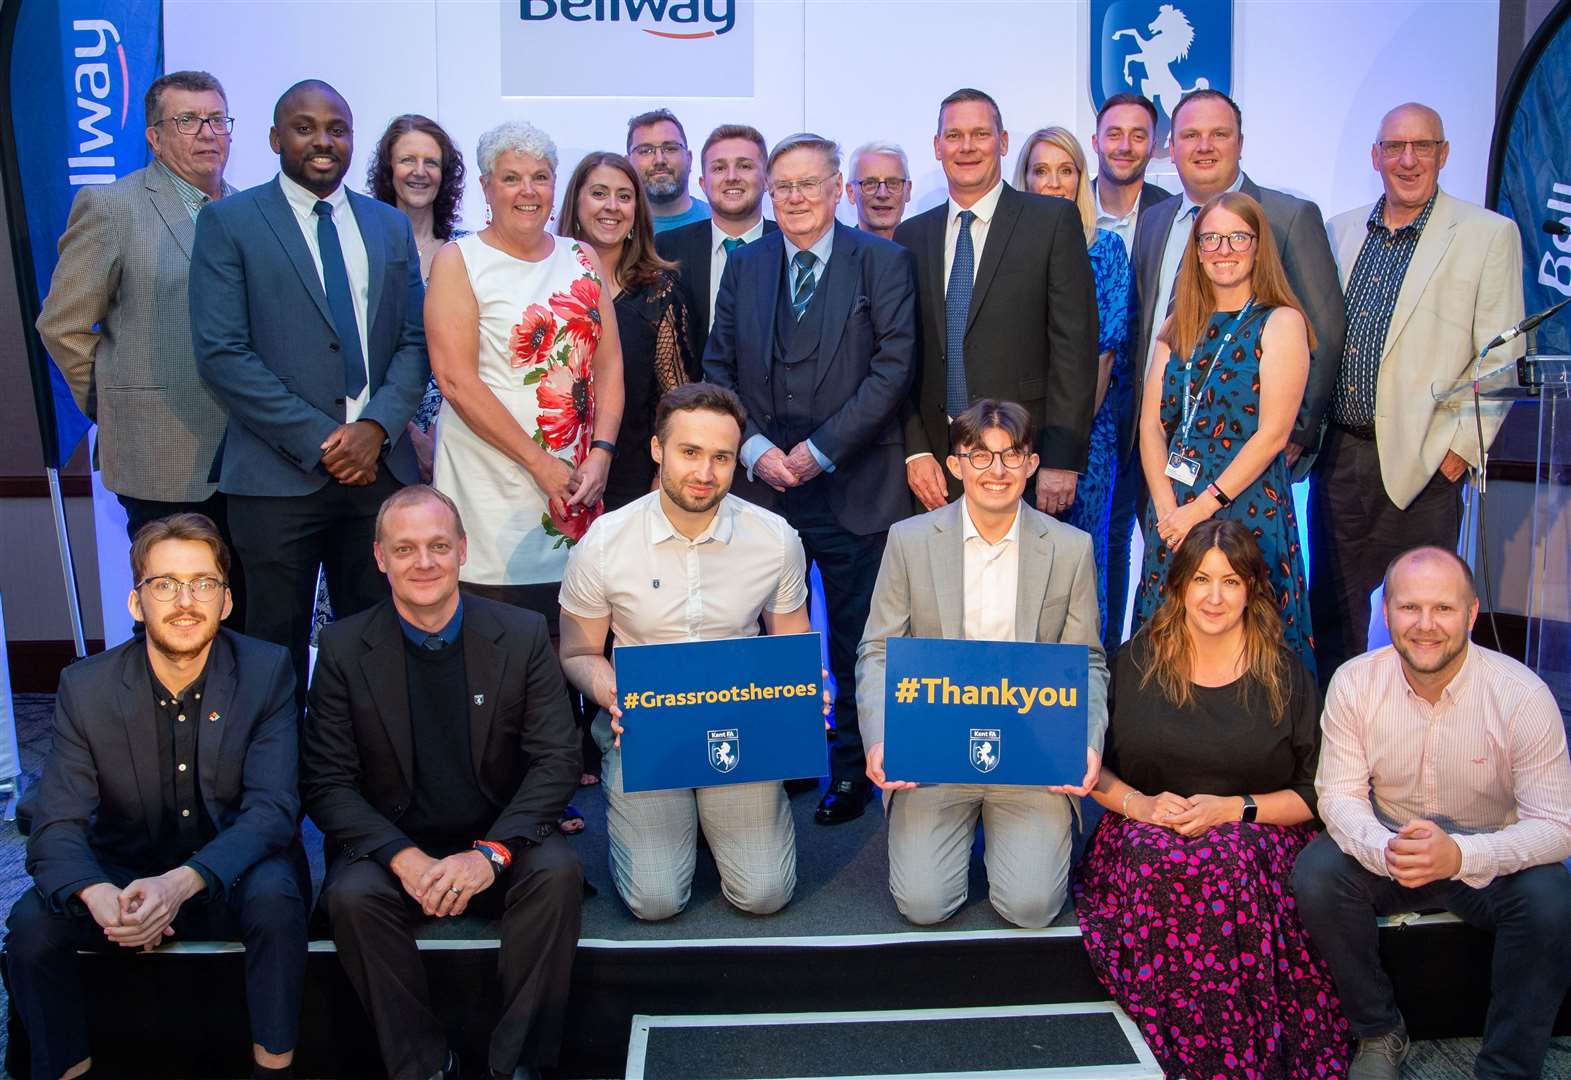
[1311,102,1524,685]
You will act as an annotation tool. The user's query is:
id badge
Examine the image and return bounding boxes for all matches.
[1165,452,1199,487]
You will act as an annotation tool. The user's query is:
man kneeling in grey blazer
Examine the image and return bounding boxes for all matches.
[856,401,1109,927]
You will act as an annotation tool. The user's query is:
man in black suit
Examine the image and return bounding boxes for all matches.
[1089,92,1172,259]
[1104,88,1346,644]
[7,514,306,1080]
[303,485,582,1080]
[656,123,778,365]
[704,132,917,824]
[895,87,1099,518]
[191,80,429,707]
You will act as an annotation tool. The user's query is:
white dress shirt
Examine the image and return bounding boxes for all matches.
[1094,180,1140,259]
[558,491,808,648]
[708,217,767,329]
[277,171,371,421]
[943,180,1005,287]
[960,501,1021,643]
[1145,170,1245,378]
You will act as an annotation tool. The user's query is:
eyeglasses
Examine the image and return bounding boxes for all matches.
[630,141,686,160]
[137,575,228,603]
[769,174,837,200]
[157,114,235,136]
[855,177,908,196]
[1377,139,1443,159]
[957,447,1028,470]
[1197,231,1257,253]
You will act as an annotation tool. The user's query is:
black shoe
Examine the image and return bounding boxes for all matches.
[815,779,870,825]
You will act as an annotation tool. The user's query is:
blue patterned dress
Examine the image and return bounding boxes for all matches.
[1064,229,1134,640]
[1133,306,1315,674]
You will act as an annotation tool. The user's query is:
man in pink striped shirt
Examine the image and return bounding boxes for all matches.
[1292,546,1571,1080]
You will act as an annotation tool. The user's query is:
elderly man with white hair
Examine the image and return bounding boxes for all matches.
[845,140,912,239]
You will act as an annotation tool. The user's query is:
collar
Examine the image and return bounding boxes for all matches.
[712,217,766,255]
[948,180,1005,225]
[960,498,1021,548]
[397,597,464,648]
[1179,170,1245,217]
[648,492,735,547]
[154,159,226,204]
[143,638,215,703]
[278,169,349,219]
[1367,191,1438,235]
[782,222,835,269]
[1093,179,1138,226]
[1396,638,1475,706]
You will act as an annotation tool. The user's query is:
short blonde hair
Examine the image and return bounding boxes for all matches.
[1013,126,1097,248]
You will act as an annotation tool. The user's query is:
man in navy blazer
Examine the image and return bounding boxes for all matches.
[191,79,429,705]
[704,132,917,823]
[6,514,306,1080]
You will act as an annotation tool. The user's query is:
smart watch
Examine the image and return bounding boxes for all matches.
[1240,795,1258,824]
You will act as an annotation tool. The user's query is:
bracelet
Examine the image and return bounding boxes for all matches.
[472,840,513,876]
[590,439,617,457]
[1206,481,1233,507]
[1120,790,1141,818]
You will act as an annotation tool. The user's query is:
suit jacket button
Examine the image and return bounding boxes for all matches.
[335,398,346,406]
[329,342,341,352]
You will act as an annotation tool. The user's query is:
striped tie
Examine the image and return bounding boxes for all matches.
[791,250,817,320]
[945,209,976,417]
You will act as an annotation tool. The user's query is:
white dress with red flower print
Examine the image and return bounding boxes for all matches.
[432,233,604,584]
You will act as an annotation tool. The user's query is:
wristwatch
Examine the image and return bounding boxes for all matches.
[1239,795,1258,824]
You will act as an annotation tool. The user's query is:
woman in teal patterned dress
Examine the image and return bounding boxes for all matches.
[1134,191,1317,674]
[1014,127,1134,642]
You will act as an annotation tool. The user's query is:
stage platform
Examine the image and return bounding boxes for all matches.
[5,777,1570,1078]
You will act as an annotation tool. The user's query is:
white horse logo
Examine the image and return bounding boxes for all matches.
[1113,4,1212,121]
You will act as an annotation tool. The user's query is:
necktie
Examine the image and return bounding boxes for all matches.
[945,209,977,417]
[791,250,818,321]
[722,236,746,256]
[313,200,367,400]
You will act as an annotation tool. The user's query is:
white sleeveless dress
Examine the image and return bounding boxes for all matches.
[433,233,604,584]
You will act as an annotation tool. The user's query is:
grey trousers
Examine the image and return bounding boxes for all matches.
[888,784,1073,928]
[602,744,797,921]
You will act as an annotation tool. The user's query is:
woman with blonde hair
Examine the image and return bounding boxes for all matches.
[1013,126,1133,647]
[1076,519,1348,1078]
[1134,190,1316,670]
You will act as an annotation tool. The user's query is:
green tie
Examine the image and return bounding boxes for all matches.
[722,236,745,255]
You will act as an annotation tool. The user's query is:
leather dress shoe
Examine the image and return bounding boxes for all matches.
[815,778,870,825]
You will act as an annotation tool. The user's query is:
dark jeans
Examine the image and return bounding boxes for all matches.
[1308,426,1462,688]
[117,490,247,630]
[1292,832,1571,1079]
[778,484,887,785]
[228,473,400,709]
[321,834,583,1080]
[4,851,308,1078]
[1103,449,1147,654]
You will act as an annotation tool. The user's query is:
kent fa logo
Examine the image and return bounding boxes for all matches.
[708,728,740,774]
[969,728,1001,774]
[1091,0,1233,156]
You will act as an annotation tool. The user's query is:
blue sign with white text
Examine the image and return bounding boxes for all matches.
[1090,0,1232,156]
[615,633,826,793]
[883,639,1088,787]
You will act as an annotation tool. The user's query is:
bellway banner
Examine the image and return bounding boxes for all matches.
[2,0,161,468]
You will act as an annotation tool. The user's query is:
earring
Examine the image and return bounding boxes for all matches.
[485,203,493,224]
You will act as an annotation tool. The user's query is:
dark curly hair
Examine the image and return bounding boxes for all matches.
[366,114,465,240]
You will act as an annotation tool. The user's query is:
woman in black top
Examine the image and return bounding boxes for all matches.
[558,152,693,511]
[1074,520,1349,1079]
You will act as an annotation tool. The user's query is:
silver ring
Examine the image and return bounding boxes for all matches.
[449,886,461,895]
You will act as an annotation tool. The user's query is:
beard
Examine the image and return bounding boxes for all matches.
[660,469,727,515]
[143,612,220,664]
[642,168,684,203]
[1392,631,1468,675]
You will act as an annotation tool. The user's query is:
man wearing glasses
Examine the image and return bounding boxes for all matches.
[8,513,307,1080]
[37,71,247,624]
[856,401,1107,927]
[1310,104,1525,686]
[705,133,917,824]
[846,142,913,240]
[627,108,709,233]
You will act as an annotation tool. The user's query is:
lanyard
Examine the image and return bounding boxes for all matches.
[1177,298,1256,447]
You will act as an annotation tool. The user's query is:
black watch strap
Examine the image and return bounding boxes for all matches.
[591,439,617,457]
[1240,794,1258,823]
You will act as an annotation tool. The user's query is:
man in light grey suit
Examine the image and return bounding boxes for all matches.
[856,400,1108,928]
[37,70,245,619]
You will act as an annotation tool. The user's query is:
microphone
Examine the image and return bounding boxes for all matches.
[1482,295,1571,353]
[1545,220,1571,238]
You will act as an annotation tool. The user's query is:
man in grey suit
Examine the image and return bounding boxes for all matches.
[191,80,428,706]
[37,70,245,620]
[1106,88,1346,644]
[856,401,1108,928]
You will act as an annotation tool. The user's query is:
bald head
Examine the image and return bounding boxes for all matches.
[273,79,349,129]
[270,79,353,197]
[1383,546,1475,604]
[1376,102,1444,143]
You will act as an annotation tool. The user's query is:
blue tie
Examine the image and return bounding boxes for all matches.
[722,236,745,256]
[791,250,817,321]
[313,200,367,400]
[945,209,977,417]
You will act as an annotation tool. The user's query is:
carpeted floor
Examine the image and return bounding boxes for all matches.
[3,692,1567,1078]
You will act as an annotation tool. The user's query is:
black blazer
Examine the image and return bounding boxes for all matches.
[656,216,779,365]
[895,183,1099,476]
[301,596,580,866]
[1127,173,1346,466]
[702,221,918,536]
[25,631,299,908]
